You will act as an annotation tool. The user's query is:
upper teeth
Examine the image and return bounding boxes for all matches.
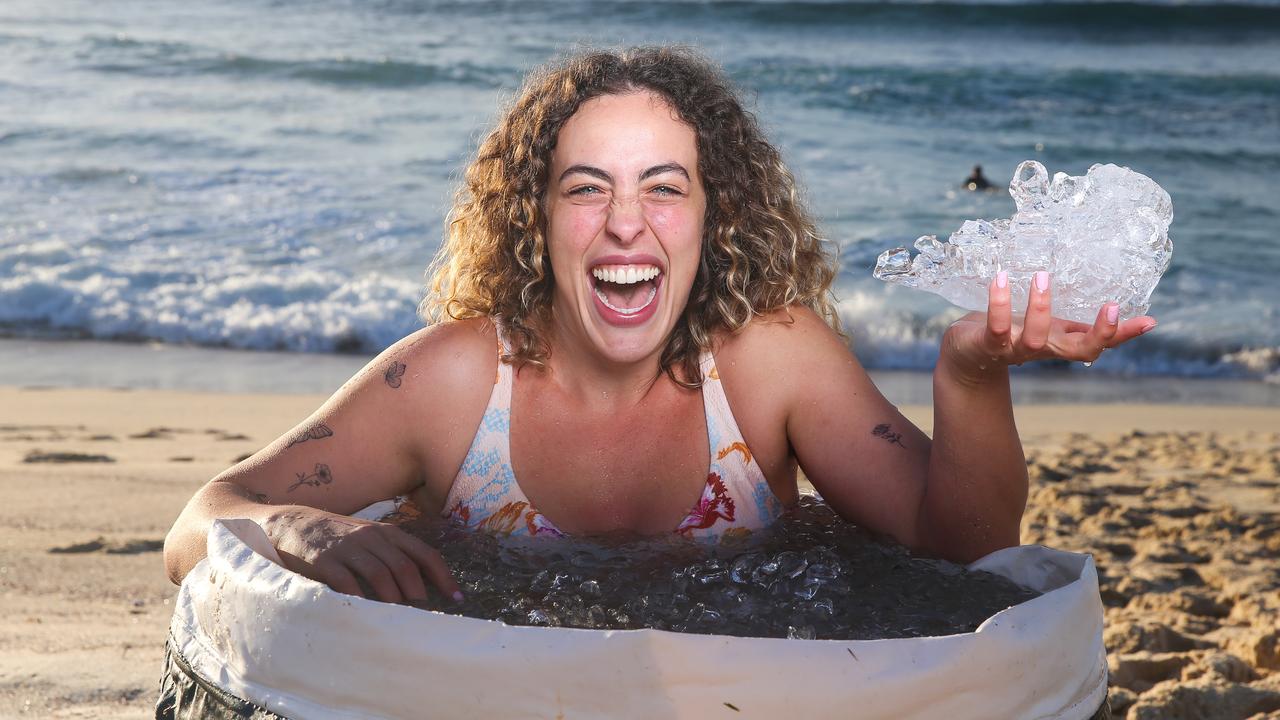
[592,265,661,285]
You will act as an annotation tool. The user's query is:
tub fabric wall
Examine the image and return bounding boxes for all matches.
[161,519,1108,720]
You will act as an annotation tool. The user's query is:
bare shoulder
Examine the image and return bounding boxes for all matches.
[715,305,855,387]
[314,318,497,494]
[383,317,498,493]
[713,306,867,490]
[207,318,499,517]
[716,306,932,550]
[371,317,497,448]
[381,316,498,397]
[714,304,884,445]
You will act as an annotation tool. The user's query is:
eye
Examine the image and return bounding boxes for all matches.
[568,185,603,196]
[650,185,684,197]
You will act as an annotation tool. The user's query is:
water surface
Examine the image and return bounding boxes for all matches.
[3,0,1278,379]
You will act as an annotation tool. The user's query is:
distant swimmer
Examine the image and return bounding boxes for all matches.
[964,164,992,191]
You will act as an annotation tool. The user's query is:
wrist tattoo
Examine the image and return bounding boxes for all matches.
[288,463,334,492]
[285,423,334,450]
[872,423,906,448]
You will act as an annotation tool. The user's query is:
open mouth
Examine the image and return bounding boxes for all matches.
[590,263,662,321]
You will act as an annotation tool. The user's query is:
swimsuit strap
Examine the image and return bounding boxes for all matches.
[439,327,565,536]
[674,351,785,537]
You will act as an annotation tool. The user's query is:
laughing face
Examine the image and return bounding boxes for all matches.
[544,90,706,367]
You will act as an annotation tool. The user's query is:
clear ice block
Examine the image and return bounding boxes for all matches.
[873,161,1173,323]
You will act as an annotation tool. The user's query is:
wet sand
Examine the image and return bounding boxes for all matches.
[0,385,1277,718]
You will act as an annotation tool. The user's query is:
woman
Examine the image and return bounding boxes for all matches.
[163,47,1155,606]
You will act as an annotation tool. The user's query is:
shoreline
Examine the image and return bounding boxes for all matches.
[1,386,1277,718]
[3,336,1279,407]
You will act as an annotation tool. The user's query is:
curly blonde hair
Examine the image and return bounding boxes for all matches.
[422,46,839,387]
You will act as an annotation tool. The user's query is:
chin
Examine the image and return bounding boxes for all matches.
[588,319,672,366]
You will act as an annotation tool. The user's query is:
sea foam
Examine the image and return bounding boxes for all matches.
[0,238,421,352]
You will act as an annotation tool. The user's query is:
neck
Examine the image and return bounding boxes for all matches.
[539,314,674,411]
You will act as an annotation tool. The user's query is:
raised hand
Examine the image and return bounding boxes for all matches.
[942,270,1157,379]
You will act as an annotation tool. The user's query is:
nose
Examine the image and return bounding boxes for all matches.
[605,196,645,246]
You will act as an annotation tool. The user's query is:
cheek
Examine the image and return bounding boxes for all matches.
[548,206,605,262]
[647,207,673,232]
[645,207,699,245]
[569,206,611,254]
[652,210,702,295]
[570,211,601,240]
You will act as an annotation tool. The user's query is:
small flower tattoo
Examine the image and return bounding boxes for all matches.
[288,463,334,492]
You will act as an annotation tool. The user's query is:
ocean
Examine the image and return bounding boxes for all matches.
[3,0,1279,386]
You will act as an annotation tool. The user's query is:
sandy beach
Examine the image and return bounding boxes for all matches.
[1,385,1278,719]
[5,0,1278,716]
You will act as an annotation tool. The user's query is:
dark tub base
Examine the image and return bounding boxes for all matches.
[155,639,284,720]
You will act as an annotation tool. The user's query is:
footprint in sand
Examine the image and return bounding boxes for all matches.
[0,424,83,442]
[131,427,250,442]
[48,537,165,554]
[206,429,251,441]
[129,427,177,439]
[23,450,115,464]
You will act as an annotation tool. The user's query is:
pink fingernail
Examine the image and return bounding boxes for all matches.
[1106,304,1119,324]
[996,271,1007,289]
[1034,271,1049,292]
[1140,322,1157,335]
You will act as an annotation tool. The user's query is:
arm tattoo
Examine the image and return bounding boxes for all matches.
[384,361,406,389]
[285,423,334,450]
[224,483,270,505]
[871,423,906,448]
[288,463,334,492]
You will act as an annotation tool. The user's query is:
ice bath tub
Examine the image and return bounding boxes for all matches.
[159,519,1109,719]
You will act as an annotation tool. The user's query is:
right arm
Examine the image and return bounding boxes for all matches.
[162,319,498,604]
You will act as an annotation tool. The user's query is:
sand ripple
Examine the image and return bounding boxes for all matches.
[1024,430,1280,719]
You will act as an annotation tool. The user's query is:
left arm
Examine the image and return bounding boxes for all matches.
[918,359,1023,562]
[761,271,1153,563]
[919,270,1155,560]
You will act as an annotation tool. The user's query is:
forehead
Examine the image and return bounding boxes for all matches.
[552,91,698,172]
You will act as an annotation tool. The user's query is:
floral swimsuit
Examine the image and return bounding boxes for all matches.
[438,336,786,540]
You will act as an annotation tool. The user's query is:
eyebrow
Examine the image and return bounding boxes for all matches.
[558,163,690,184]
[639,162,690,182]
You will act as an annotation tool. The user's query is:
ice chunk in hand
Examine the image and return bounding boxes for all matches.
[873,161,1173,324]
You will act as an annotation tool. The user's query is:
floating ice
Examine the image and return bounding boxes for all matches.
[393,497,1038,640]
[874,161,1173,324]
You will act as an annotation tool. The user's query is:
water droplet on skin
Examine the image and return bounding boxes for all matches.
[1082,361,1093,368]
